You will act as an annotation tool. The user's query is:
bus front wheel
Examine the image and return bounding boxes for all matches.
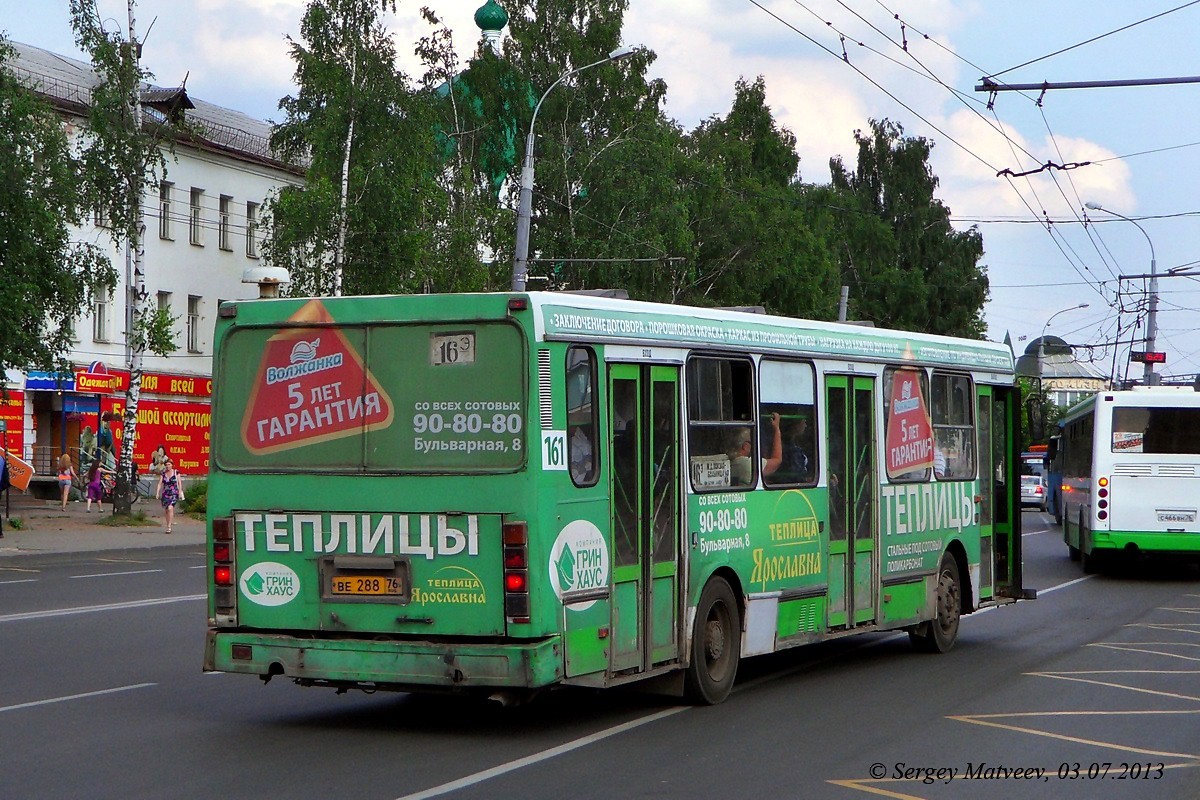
[910,553,961,654]
[685,577,741,705]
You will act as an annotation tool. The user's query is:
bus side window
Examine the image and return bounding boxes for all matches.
[931,371,976,481]
[565,346,598,486]
[759,359,817,488]
[686,356,754,491]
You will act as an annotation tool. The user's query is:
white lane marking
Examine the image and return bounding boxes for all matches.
[395,569,1099,799]
[392,706,690,800]
[0,683,156,713]
[189,565,207,570]
[0,579,38,585]
[0,594,205,623]
[71,569,165,579]
[1035,575,1094,596]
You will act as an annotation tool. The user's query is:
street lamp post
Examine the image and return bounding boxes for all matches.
[1037,303,1089,433]
[511,46,639,292]
[1085,202,1159,385]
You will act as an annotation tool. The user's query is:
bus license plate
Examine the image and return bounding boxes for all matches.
[330,575,404,596]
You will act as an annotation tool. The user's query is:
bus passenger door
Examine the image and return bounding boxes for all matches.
[985,386,1023,598]
[609,364,681,674]
[825,376,878,628]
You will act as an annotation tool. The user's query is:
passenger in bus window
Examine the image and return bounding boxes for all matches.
[729,413,782,485]
[781,416,812,479]
[934,443,947,479]
[569,425,594,483]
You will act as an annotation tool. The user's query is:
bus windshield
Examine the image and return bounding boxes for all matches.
[1111,406,1200,455]
[215,316,527,472]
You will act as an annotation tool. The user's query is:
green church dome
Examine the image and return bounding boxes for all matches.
[474,0,508,31]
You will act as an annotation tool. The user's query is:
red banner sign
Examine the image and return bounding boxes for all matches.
[884,369,935,478]
[0,390,24,459]
[241,299,394,455]
[105,397,212,475]
[74,361,212,399]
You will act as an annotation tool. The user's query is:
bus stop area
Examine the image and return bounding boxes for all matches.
[0,491,204,560]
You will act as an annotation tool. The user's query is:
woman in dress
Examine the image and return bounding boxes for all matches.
[85,457,114,513]
[56,453,77,510]
[155,457,185,534]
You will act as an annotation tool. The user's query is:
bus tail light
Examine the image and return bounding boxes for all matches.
[1097,477,1109,521]
[503,521,530,624]
[212,516,237,616]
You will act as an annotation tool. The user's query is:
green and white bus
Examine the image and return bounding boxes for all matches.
[203,292,1027,704]
[1059,387,1200,572]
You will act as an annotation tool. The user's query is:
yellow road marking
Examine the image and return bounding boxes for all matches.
[827,780,927,800]
[1126,623,1200,634]
[1028,670,1200,702]
[1090,643,1200,661]
[949,712,1199,760]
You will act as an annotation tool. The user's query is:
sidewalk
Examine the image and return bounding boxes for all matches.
[0,493,205,560]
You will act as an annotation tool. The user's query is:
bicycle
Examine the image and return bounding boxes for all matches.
[102,467,146,507]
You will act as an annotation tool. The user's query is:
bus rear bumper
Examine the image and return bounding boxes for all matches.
[204,630,564,691]
[1092,531,1200,555]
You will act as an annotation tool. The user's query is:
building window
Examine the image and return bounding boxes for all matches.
[187,295,201,352]
[246,201,260,258]
[157,291,171,314]
[93,202,109,229]
[189,187,204,246]
[159,181,173,239]
[219,195,232,251]
[93,294,110,342]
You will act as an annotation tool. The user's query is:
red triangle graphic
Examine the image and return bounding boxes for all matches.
[884,368,935,478]
[241,300,394,454]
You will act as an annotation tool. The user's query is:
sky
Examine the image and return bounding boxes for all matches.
[3,0,1199,383]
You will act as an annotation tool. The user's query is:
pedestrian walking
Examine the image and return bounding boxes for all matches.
[84,457,114,513]
[155,457,185,534]
[56,453,77,510]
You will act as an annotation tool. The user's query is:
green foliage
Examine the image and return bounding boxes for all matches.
[1018,376,1068,449]
[5,517,24,531]
[0,35,117,378]
[260,1,991,340]
[69,0,170,244]
[830,119,989,337]
[98,508,156,527]
[267,0,444,296]
[181,477,208,514]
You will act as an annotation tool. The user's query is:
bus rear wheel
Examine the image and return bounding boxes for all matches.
[911,553,961,654]
[684,577,740,705]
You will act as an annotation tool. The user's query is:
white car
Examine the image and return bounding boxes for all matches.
[1020,474,1047,511]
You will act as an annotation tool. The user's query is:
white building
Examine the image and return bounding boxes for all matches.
[2,41,303,491]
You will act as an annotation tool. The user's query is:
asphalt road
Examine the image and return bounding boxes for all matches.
[1,512,1197,800]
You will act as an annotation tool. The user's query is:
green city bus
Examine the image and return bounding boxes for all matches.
[203,292,1027,704]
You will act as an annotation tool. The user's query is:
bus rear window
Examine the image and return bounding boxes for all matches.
[215,321,526,472]
[1112,407,1200,454]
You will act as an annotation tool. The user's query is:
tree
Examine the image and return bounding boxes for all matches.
[681,77,840,316]
[414,8,528,293]
[267,0,443,296]
[830,119,989,337]
[497,0,681,293]
[0,36,116,383]
[70,0,178,513]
